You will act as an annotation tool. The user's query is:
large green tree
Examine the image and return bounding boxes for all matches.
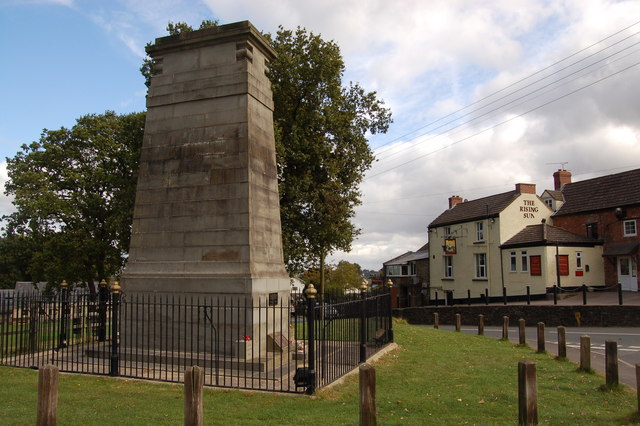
[3,111,144,293]
[269,27,392,275]
[303,260,364,294]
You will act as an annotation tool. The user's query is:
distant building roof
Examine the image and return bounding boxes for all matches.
[429,190,519,228]
[542,189,563,201]
[501,224,602,248]
[383,245,429,266]
[554,168,640,216]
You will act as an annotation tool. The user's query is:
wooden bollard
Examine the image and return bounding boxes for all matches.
[580,335,591,371]
[536,322,545,353]
[433,312,439,329]
[185,365,204,426]
[636,364,640,412]
[478,314,484,335]
[455,313,461,332]
[605,340,619,387]
[502,316,509,340]
[37,365,59,426]
[359,363,377,426]
[557,326,566,359]
[518,319,526,345]
[518,360,538,425]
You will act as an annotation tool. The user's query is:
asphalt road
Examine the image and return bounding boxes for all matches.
[420,324,640,389]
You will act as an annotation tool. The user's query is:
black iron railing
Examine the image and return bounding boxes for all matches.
[0,287,392,394]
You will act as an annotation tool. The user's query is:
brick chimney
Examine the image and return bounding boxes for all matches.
[448,195,463,208]
[515,183,536,194]
[553,169,571,190]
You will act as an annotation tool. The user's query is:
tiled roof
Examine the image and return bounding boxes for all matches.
[554,168,640,216]
[429,190,519,228]
[501,224,601,248]
[543,190,563,201]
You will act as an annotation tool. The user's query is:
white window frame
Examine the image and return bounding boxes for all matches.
[509,251,517,272]
[576,251,583,269]
[624,220,637,237]
[476,222,484,242]
[444,226,451,237]
[521,251,528,272]
[443,256,453,278]
[475,253,487,279]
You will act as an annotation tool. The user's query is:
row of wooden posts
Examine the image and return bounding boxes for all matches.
[35,362,378,426]
[36,364,208,426]
[435,312,640,425]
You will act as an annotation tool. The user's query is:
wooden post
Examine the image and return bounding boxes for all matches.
[536,322,545,353]
[184,365,204,426]
[359,363,377,426]
[518,360,538,425]
[580,335,591,371]
[37,365,59,426]
[455,313,461,332]
[478,314,484,336]
[636,364,640,412]
[518,319,526,345]
[605,340,619,387]
[557,326,566,359]
[433,312,439,329]
[502,316,509,340]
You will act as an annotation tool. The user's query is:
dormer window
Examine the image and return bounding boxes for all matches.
[476,222,484,242]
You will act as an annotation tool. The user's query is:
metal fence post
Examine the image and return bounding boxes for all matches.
[618,283,623,306]
[59,280,69,349]
[553,285,557,305]
[305,284,317,394]
[526,286,531,305]
[503,287,507,305]
[582,285,587,305]
[110,281,121,377]
[98,279,108,342]
[386,279,394,342]
[360,281,368,364]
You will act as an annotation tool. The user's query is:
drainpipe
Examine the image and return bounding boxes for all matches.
[555,242,561,288]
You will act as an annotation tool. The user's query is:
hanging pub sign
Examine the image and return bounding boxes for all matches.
[444,238,457,254]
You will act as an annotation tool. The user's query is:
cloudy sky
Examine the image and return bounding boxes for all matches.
[2,0,640,270]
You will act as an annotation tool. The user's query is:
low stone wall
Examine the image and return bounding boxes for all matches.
[394,305,640,328]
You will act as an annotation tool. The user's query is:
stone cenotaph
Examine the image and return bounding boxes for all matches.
[121,21,290,355]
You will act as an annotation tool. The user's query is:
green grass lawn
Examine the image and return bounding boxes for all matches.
[0,319,637,425]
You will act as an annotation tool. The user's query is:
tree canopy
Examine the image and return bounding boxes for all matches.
[302,260,364,294]
[2,111,144,292]
[269,27,392,273]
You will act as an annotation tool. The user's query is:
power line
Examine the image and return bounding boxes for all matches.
[374,36,640,164]
[364,59,640,180]
[372,19,640,157]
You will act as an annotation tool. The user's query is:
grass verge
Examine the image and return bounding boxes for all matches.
[0,319,637,425]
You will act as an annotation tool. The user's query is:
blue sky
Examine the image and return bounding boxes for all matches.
[2,0,640,270]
